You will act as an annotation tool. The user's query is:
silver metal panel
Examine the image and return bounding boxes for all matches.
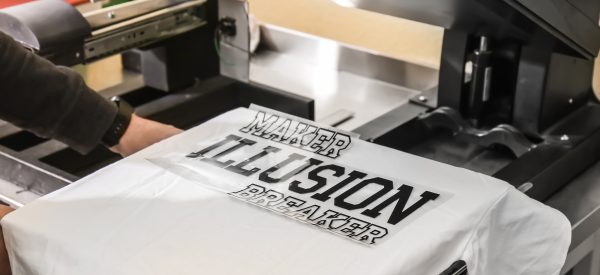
[90,0,205,36]
[249,24,434,131]
[333,0,457,29]
[218,0,250,81]
[410,86,438,109]
[83,0,194,29]
[85,0,206,60]
[218,0,249,52]
[257,24,438,91]
[220,43,250,81]
[320,109,355,127]
[0,150,73,202]
[352,103,427,141]
[0,178,39,208]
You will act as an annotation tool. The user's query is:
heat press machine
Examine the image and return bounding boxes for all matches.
[1,0,600,274]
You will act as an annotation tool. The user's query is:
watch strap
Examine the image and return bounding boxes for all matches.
[102,96,133,147]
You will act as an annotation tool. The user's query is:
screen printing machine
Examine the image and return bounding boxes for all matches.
[0,0,599,274]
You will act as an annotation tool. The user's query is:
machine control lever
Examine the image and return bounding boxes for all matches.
[419,107,536,157]
[466,36,493,123]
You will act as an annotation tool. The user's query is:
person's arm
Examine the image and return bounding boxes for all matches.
[0,31,182,275]
[0,31,180,155]
[0,31,117,153]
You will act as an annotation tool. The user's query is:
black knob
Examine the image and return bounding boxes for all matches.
[218,17,237,37]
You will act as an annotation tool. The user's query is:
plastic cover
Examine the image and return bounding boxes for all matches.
[1,106,570,274]
[0,0,90,65]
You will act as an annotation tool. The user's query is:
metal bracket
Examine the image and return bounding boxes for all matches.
[218,0,250,81]
[410,86,438,109]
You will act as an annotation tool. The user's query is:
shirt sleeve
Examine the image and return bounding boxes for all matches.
[462,187,571,275]
[0,31,117,153]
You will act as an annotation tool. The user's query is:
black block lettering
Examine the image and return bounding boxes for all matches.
[271,196,306,213]
[350,224,388,245]
[287,205,321,221]
[263,118,291,141]
[333,218,370,237]
[334,177,393,211]
[186,134,241,158]
[307,128,335,153]
[229,184,266,200]
[319,133,351,158]
[240,111,279,136]
[200,138,255,168]
[362,185,440,225]
[289,164,345,194]
[248,190,285,207]
[311,170,367,202]
[226,146,281,176]
[310,210,350,229]
[259,154,322,184]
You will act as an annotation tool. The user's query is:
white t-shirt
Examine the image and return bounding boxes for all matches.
[1,107,570,275]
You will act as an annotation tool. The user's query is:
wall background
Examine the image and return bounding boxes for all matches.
[249,0,600,98]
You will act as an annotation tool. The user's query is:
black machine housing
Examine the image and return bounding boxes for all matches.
[354,0,600,201]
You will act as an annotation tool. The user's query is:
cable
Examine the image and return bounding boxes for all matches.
[214,27,236,66]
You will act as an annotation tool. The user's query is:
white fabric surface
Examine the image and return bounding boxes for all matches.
[1,107,570,275]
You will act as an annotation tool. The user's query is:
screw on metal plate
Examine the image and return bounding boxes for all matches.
[418,96,428,103]
[107,11,116,19]
[569,98,574,104]
[560,134,570,141]
[75,52,80,58]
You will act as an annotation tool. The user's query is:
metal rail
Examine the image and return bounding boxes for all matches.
[84,0,207,60]
[83,0,191,29]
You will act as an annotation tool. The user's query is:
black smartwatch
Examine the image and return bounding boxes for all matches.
[101,96,133,147]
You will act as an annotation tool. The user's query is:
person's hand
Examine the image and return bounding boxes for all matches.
[0,206,13,220]
[0,205,14,275]
[110,114,182,157]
